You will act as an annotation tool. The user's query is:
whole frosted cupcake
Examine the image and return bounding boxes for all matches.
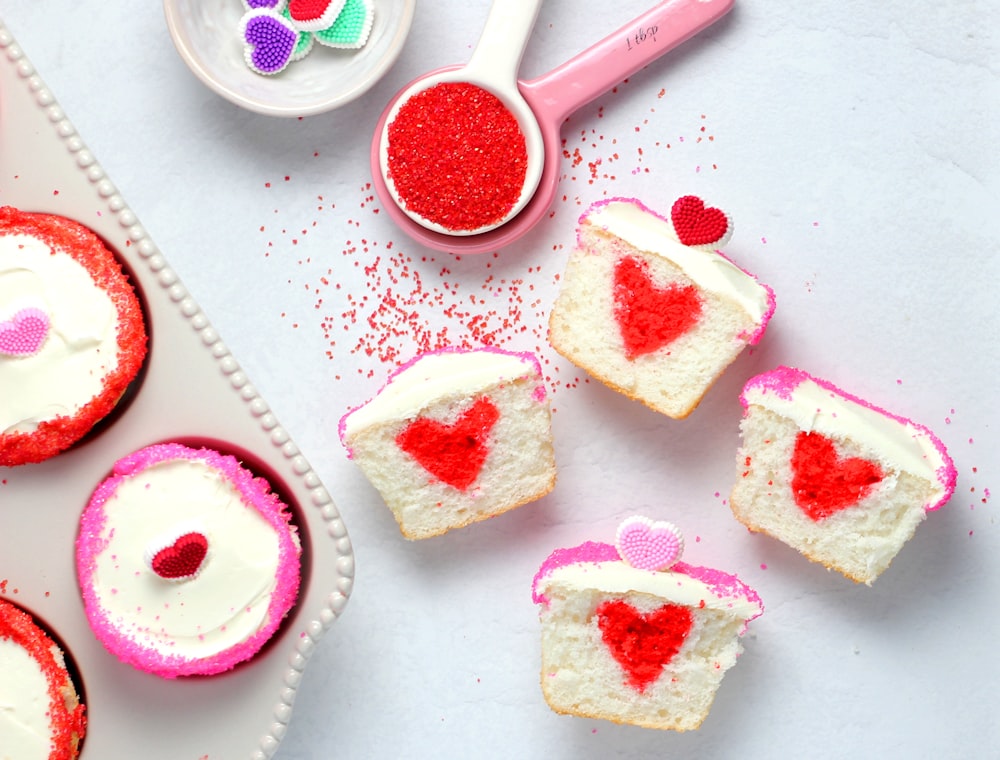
[76,443,301,678]
[0,598,87,758]
[532,517,762,730]
[0,206,147,466]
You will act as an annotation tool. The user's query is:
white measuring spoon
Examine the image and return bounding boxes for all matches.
[377,0,545,236]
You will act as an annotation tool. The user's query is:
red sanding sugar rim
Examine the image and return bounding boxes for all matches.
[76,443,302,679]
[0,597,87,759]
[0,206,148,467]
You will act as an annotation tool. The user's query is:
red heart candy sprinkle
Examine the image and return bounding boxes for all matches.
[791,431,884,521]
[288,0,340,25]
[396,397,500,491]
[613,255,702,359]
[597,599,694,692]
[149,532,209,581]
[670,195,731,247]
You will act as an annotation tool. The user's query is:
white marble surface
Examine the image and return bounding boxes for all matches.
[2,1,998,758]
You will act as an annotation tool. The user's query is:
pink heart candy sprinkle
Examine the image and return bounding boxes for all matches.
[615,516,684,571]
[0,307,50,357]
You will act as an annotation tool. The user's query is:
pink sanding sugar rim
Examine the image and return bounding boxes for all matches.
[577,196,777,346]
[0,206,148,466]
[76,443,301,679]
[531,541,763,628]
[338,345,547,457]
[740,365,958,511]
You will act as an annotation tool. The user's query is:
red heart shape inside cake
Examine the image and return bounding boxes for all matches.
[670,195,731,247]
[613,255,702,359]
[791,431,884,521]
[396,397,500,491]
[150,532,209,580]
[597,599,693,692]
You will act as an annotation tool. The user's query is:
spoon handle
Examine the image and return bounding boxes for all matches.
[521,0,734,125]
[466,0,546,89]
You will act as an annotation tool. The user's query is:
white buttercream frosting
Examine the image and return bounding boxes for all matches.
[0,637,51,760]
[541,560,762,620]
[0,232,118,434]
[89,458,283,660]
[342,348,539,435]
[586,200,771,323]
[742,372,950,488]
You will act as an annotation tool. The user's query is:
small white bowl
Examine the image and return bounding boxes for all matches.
[164,0,416,117]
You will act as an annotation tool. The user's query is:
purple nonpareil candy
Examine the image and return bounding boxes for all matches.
[241,10,297,75]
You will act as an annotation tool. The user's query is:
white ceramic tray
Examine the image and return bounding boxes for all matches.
[0,20,354,760]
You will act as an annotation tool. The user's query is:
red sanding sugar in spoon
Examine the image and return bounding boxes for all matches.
[385,81,528,232]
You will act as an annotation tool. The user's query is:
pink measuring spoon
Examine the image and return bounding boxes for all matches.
[371,0,735,254]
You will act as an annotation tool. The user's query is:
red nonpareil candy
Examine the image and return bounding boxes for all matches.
[670,195,731,247]
[149,532,210,581]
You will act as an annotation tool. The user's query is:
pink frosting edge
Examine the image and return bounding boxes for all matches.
[337,345,546,457]
[531,541,764,627]
[740,365,958,511]
[577,196,777,346]
[75,442,302,679]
